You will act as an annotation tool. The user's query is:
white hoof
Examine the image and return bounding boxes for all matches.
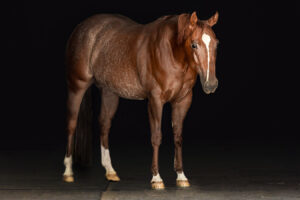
[63,175,74,183]
[151,181,165,189]
[106,172,120,181]
[176,180,190,187]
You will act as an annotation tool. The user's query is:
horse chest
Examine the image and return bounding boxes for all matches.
[157,76,190,102]
[154,64,197,101]
[170,73,197,101]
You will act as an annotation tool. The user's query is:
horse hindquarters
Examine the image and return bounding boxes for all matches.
[63,17,97,182]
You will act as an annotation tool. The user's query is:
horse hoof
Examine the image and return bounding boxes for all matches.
[151,181,165,190]
[176,180,190,188]
[63,175,74,183]
[106,173,120,182]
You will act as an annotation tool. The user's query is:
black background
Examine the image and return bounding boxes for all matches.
[2,1,298,151]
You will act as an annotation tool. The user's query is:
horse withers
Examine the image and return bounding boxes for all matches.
[63,11,219,189]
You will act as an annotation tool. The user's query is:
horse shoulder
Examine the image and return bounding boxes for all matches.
[171,67,197,102]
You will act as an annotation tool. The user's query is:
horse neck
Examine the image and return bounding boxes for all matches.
[148,17,188,69]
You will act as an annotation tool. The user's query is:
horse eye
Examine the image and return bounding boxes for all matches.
[191,43,198,49]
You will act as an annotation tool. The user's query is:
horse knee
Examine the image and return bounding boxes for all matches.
[174,135,182,147]
[172,122,182,134]
[151,132,162,146]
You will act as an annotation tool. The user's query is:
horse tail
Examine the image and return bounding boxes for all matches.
[73,86,94,166]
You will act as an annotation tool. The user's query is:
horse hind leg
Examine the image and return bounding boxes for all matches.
[99,88,120,181]
[63,81,91,182]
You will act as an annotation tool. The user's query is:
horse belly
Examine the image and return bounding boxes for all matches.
[94,64,146,100]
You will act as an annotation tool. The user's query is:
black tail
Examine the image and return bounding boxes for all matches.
[73,86,93,166]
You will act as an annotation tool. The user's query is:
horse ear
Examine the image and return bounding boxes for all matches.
[206,11,219,27]
[177,13,189,44]
[189,11,198,28]
[177,12,197,44]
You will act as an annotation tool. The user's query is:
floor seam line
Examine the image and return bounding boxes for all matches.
[99,181,110,200]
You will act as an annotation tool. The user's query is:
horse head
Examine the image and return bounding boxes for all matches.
[178,11,219,94]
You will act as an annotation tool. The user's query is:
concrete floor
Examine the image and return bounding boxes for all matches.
[1,143,300,200]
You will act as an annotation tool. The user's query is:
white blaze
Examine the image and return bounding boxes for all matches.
[177,171,188,181]
[101,145,116,174]
[63,155,73,176]
[151,173,163,183]
[202,33,211,82]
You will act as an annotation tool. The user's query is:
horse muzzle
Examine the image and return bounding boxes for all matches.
[203,79,218,94]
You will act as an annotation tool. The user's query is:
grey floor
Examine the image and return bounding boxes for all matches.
[1,143,300,200]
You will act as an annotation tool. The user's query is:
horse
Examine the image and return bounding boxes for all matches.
[62,11,219,190]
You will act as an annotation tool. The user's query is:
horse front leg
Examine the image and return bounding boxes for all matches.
[171,92,193,187]
[148,95,164,189]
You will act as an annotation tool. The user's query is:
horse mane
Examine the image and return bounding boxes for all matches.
[152,13,195,45]
[146,14,180,41]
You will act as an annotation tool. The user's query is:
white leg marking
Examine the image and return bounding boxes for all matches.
[177,171,188,181]
[101,145,116,174]
[151,173,163,183]
[63,155,73,176]
[202,33,211,82]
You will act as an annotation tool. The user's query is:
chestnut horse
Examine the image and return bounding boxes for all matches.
[63,11,219,189]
